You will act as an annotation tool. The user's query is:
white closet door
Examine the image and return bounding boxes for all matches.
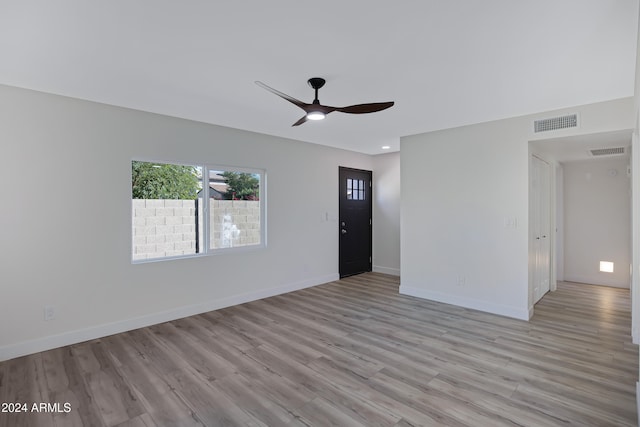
[531,155,551,303]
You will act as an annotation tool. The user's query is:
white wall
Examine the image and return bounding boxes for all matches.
[562,158,631,288]
[631,0,640,351]
[401,97,634,320]
[0,84,376,361]
[373,152,400,276]
[631,11,640,406]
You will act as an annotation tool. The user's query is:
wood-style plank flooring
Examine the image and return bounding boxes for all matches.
[1,273,637,426]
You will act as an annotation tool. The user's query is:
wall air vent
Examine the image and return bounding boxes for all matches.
[589,147,625,157]
[533,114,578,133]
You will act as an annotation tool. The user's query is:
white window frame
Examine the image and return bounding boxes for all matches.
[131,159,266,263]
[202,165,266,255]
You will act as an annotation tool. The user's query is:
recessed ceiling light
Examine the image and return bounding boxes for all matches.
[382,145,390,150]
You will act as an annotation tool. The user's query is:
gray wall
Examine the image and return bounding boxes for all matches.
[373,152,400,276]
[0,84,388,360]
[562,158,631,288]
[401,97,634,320]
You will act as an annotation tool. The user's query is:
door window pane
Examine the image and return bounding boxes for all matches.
[346,178,365,201]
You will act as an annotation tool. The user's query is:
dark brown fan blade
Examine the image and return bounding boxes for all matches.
[291,115,309,127]
[255,81,308,110]
[336,101,394,114]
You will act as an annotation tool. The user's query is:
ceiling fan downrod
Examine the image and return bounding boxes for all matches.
[308,77,325,103]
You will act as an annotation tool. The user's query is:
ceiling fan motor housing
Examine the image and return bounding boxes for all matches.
[307,77,326,90]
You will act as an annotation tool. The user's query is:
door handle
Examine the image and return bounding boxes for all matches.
[341,229,347,234]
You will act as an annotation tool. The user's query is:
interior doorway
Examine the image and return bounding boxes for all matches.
[529,130,632,305]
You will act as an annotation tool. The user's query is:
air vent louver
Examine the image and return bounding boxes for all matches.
[534,114,578,133]
[590,147,625,157]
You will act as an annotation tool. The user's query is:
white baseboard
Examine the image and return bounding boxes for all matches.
[373,265,400,276]
[563,275,630,289]
[0,273,338,362]
[399,285,530,321]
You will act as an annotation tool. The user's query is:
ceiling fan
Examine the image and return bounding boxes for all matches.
[255,77,394,126]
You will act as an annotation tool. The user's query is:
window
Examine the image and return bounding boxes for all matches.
[347,178,366,200]
[132,160,264,262]
[207,169,261,250]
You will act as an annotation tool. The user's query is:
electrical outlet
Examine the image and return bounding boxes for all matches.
[44,305,55,321]
[456,275,466,286]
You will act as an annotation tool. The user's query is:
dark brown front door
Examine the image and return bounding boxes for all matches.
[339,167,372,278]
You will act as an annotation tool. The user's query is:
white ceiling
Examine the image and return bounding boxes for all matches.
[530,130,632,163]
[0,1,638,154]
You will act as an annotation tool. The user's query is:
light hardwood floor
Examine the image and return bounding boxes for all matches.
[0,273,637,426]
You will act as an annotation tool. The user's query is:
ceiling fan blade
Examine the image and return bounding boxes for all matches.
[255,81,308,109]
[258,78,393,125]
[292,115,309,127]
[336,101,394,114]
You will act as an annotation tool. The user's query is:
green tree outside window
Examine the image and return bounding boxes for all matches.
[132,161,201,199]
